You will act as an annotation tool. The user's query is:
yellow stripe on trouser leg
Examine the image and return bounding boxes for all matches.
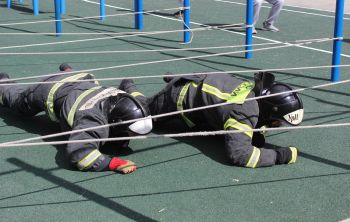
[77,149,102,170]
[246,147,261,168]
[288,147,298,164]
[177,82,196,128]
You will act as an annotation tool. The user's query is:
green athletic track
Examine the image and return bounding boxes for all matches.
[0,0,349,221]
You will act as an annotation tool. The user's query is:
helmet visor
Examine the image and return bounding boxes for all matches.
[128,116,153,135]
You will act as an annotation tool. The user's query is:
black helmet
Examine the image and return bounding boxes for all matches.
[109,94,152,135]
[260,83,304,126]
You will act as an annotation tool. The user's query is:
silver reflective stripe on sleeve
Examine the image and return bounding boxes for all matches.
[79,88,124,111]
[77,149,102,171]
[288,147,298,164]
[177,82,196,128]
[224,118,253,138]
[246,147,261,168]
[46,73,95,122]
[67,86,102,127]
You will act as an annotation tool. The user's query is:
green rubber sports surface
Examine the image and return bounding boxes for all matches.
[0,0,349,221]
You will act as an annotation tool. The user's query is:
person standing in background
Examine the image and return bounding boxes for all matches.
[253,0,284,34]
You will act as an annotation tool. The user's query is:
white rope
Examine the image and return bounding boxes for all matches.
[3,45,295,82]
[1,63,350,87]
[0,7,185,26]
[0,42,281,55]
[1,77,349,146]
[1,37,339,83]
[0,23,245,51]
[0,122,349,148]
[1,36,338,55]
[178,10,194,44]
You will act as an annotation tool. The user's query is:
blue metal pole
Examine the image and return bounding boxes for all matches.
[60,0,66,15]
[54,0,62,36]
[135,0,143,30]
[245,0,253,59]
[33,0,39,16]
[100,0,105,20]
[183,0,190,43]
[331,0,345,82]
[19,0,23,4]
[7,0,11,9]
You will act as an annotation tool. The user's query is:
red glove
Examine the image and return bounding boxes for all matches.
[109,157,137,174]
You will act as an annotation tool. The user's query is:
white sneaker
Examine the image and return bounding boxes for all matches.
[252,26,257,34]
[262,22,279,32]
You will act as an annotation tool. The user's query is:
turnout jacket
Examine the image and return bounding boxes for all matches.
[0,72,128,171]
[143,73,279,168]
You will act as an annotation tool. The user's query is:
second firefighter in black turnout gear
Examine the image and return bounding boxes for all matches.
[0,64,153,173]
[120,72,303,168]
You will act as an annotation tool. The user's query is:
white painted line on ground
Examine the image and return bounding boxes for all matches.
[82,0,181,22]
[214,0,350,20]
[83,0,350,58]
[284,4,350,15]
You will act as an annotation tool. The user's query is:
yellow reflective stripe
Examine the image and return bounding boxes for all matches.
[77,149,102,170]
[288,147,298,164]
[67,86,101,127]
[0,95,3,105]
[199,82,254,104]
[131,92,144,97]
[224,118,253,138]
[191,82,198,88]
[246,147,261,168]
[177,82,196,128]
[228,82,254,104]
[202,84,230,100]
[46,73,94,122]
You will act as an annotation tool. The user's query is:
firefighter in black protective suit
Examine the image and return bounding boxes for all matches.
[0,64,153,173]
[120,72,304,168]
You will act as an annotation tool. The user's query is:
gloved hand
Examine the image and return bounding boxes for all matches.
[252,132,265,148]
[109,157,137,174]
[275,147,298,165]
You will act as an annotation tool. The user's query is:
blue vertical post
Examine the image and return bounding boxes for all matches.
[54,0,62,36]
[32,0,39,16]
[135,0,143,30]
[19,0,23,3]
[100,0,105,21]
[60,0,66,15]
[245,0,253,59]
[331,0,345,82]
[7,0,11,9]
[183,0,190,43]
